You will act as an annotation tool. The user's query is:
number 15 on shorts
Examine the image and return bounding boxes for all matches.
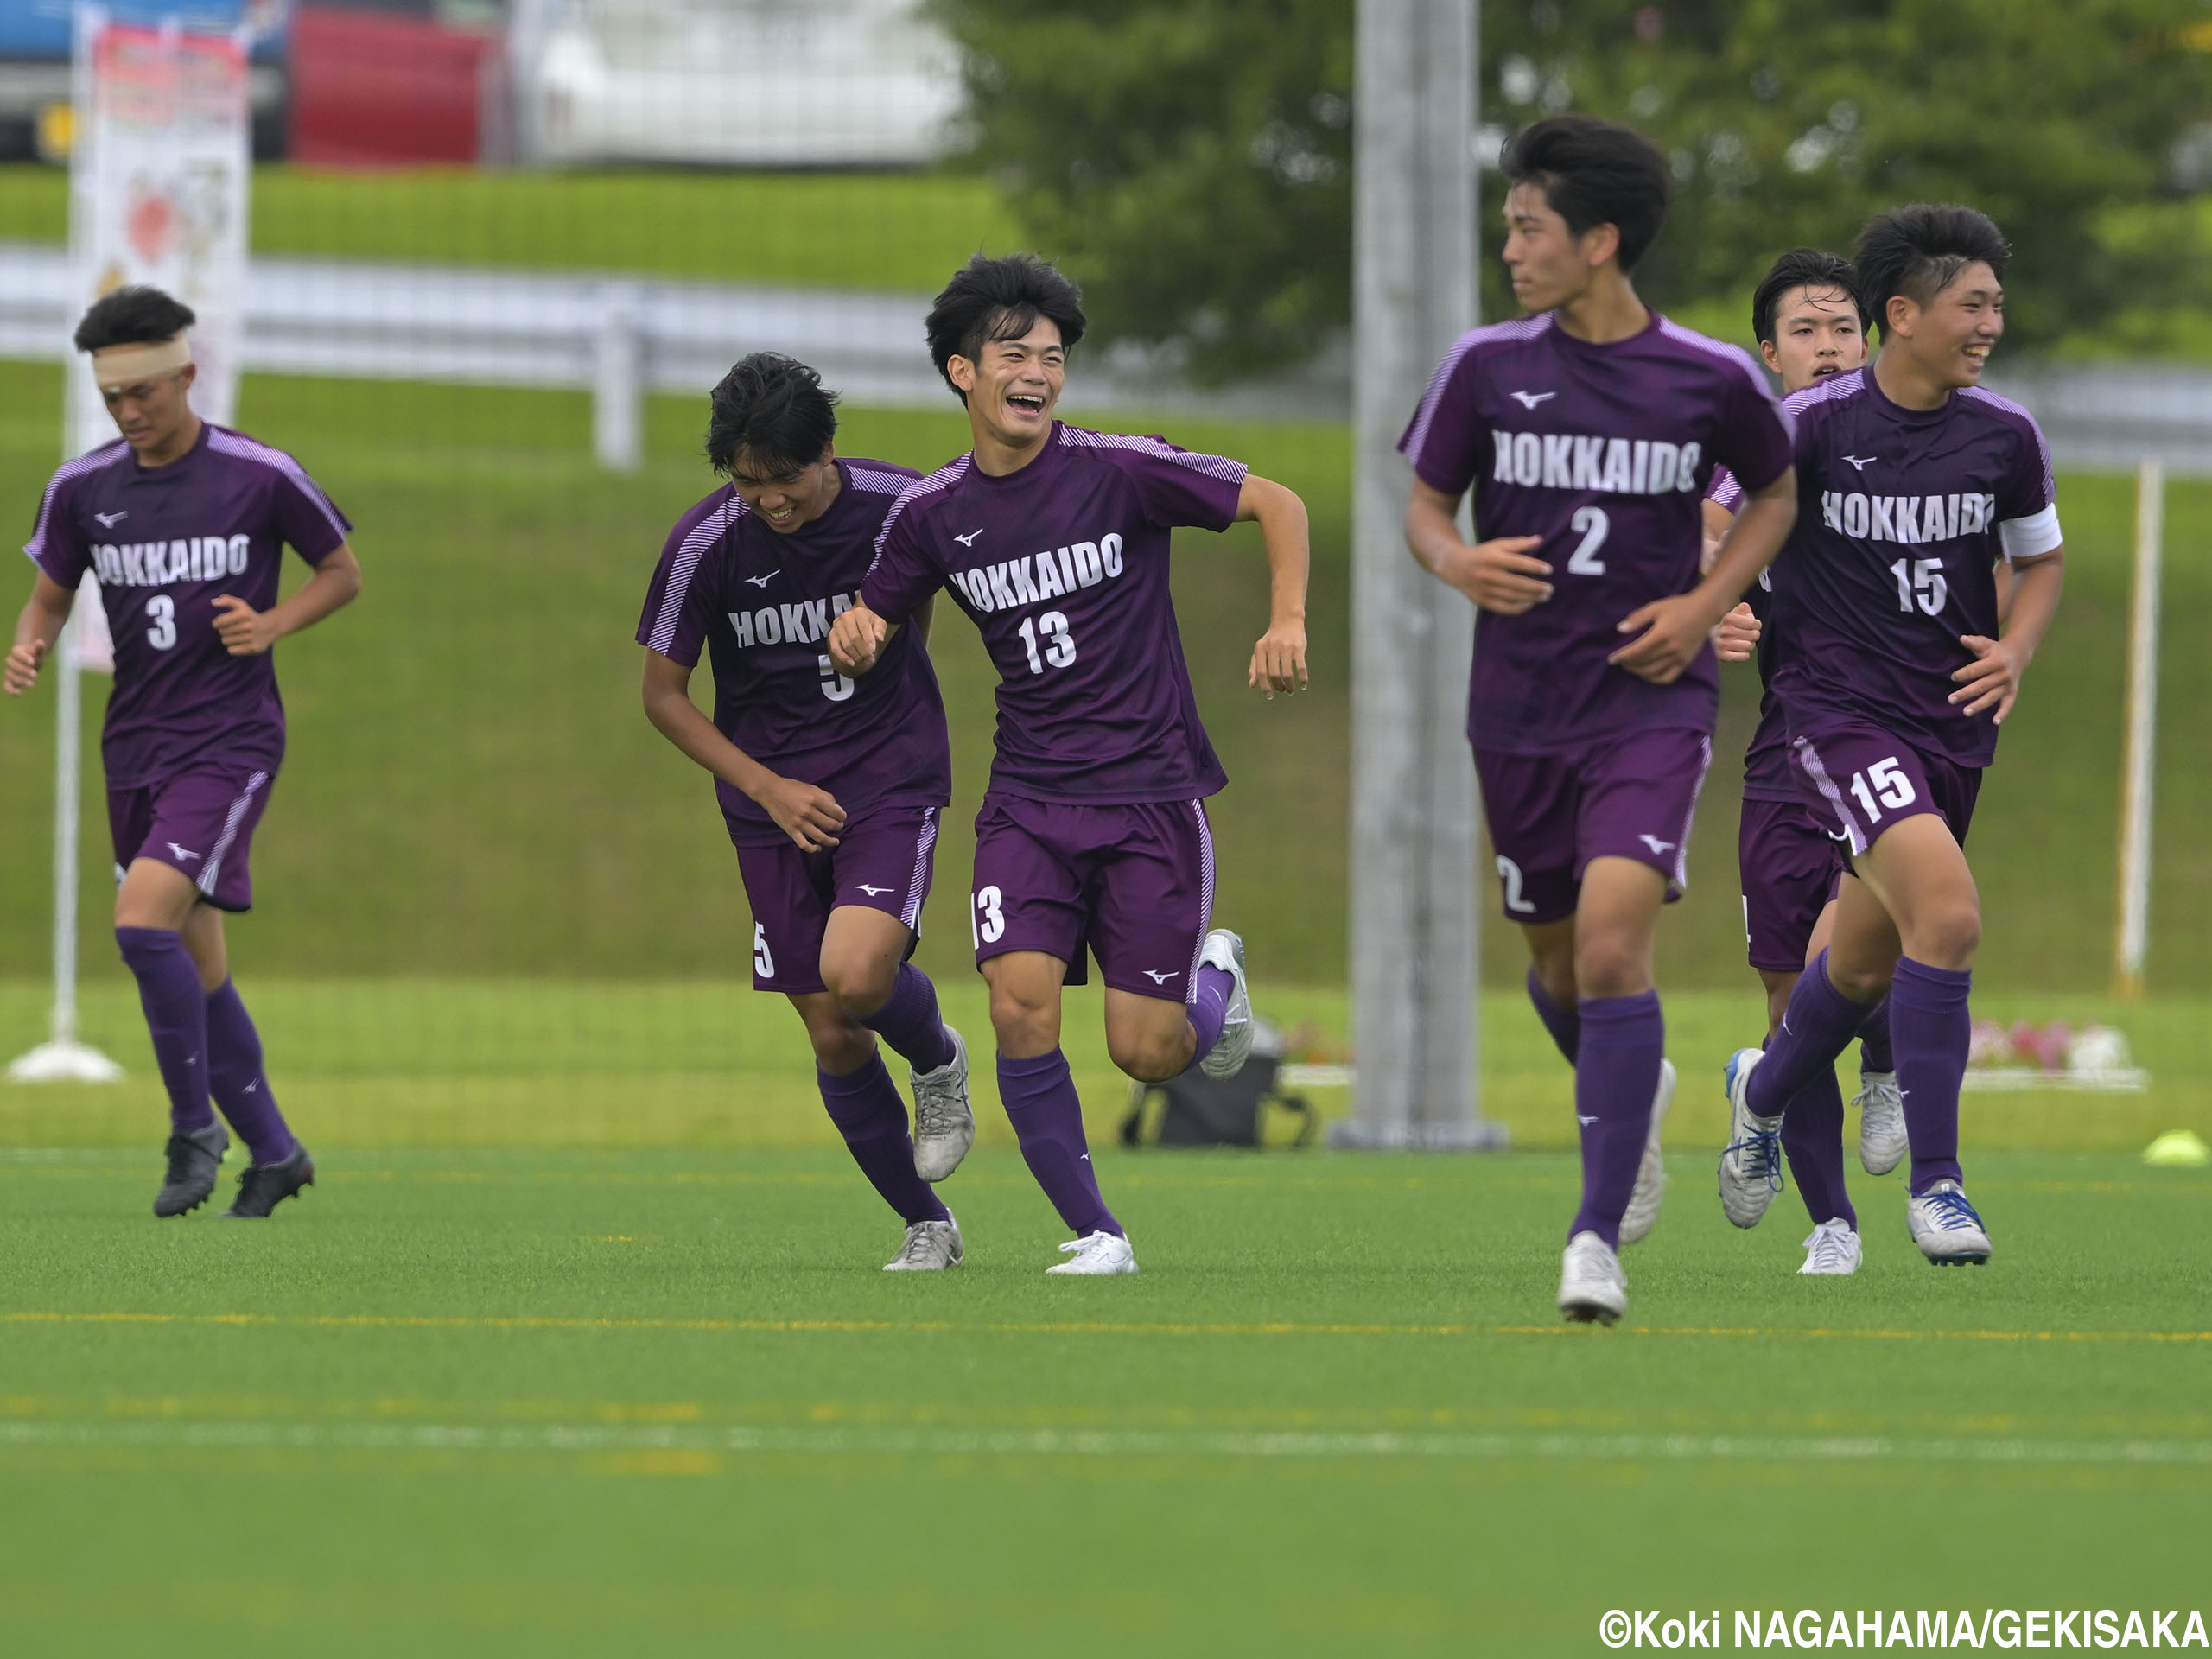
[1848,755,1917,824]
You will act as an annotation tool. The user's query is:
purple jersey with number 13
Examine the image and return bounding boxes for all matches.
[861,422,1245,804]
[1399,312,1794,753]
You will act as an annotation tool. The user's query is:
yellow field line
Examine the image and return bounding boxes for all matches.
[4,1309,2209,1344]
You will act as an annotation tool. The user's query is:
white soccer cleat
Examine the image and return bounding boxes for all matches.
[883,1214,963,1271]
[1618,1058,1675,1246]
[1718,1046,1786,1228]
[1906,1181,1992,1266]
[1558,1230,1628,1325]
[1045,1230,1139,1275]
[1855,1070,1907,1177]
[1196,929,1253,1080]
[1798,1220,1863,1276]
[911,1025,975,1183]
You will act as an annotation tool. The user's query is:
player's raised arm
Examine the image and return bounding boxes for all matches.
[1403,479,1551,615]
[639,648,846,851]
[1232,473,1309,697]
[4,572,76,696]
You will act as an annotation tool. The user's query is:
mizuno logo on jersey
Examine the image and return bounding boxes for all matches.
[90,536,250,588]
[725,588,859,650]
[1843,454,1877,471]
[1509,390,1556,410]
[953,528,984,547]
[94,510,128,527]
[1491,430,1705,495]
[1820,491,1999,545]
[742,572,776,588]
[948,534,1124,615]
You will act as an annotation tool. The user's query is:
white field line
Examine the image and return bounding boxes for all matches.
[2,1418,2209,1469]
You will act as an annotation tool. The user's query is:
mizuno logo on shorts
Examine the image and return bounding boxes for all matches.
[1142,969,1178,984]
[855,884,892,896]
[1638,835,1675,855]
[166,842,201,862]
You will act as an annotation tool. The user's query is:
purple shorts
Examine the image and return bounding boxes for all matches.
[969,793,1213,1000]
[107,766,275,913]
[1788,726,1982,860]
[1738,796,1844,972]
[733,806,939,995]
[1474,728,1713,926]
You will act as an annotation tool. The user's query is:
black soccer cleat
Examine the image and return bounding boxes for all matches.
[154,1122,230,1217]
[219,1141,315,1219]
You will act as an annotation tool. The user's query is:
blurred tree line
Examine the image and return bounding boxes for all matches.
[932,0,2212,378]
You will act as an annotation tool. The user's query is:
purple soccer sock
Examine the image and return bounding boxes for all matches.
[1566,992,1663,1249]
[1186,964,1234,1060]
[1888,957,1972,1195]
[1857,995,1895,1076]
[115,927,214,1135]
[857,963,955,1074]
[1526,968,1580,1065]
[817,1057,950,1226]
[1745,950,1876,1120]
[1779,1068,1857,1229]
[202,980,296,1165]
[998,1048,1122,1238]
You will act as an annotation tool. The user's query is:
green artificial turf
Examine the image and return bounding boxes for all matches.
[1,1142,2206,1656]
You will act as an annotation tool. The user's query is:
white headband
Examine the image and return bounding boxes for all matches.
[92,334,192,389]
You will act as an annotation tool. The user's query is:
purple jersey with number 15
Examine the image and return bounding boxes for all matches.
[1400,312,1795,754]
[23,424,352,789]
[861,422,1245,805]
[1768,368,2058,769]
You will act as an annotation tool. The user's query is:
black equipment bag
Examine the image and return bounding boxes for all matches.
[1118,1039,1318,1150]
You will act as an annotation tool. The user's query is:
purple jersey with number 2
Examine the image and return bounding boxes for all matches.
[861,422,1245,804]
[24,424,352,789]
[1769,368,2058,769]
[636,458,951,846]
[1399,312,1794,753]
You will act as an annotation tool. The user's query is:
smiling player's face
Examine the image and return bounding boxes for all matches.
[1760,284,1869,395]
[1889,260,2005,390]
[729,447,839,534]
[952,316,1065,452]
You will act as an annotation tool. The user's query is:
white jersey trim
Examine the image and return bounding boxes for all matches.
[23,441,131,566]
[899,807,939,930]
[846,464,915,498]
[646,493,747,657]
[868,454,973,573]
[1399,314,1554,473]
[1655,316,1795,442]
[1998,503,2063,562]
[1959,385,2057,507]
[1184,800,1216,1005]
[205,429,350,548]
[197,770,269,898]
[1055,424,1249,487]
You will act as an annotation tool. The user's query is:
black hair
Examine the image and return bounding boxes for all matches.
[1853,205,2011,338]
[1751,248,1870,345]
[703,353,839,479]
[73,285,195,353]
[1500,116,1672,273]
[925,254,1087,402]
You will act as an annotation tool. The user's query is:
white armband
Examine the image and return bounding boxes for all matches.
[1999,504,2062,562]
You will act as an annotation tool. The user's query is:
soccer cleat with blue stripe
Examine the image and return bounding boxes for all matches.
[1906,1181,1992,1265]
[1717,1047,1785,1228]
[1196,929,1252,1080]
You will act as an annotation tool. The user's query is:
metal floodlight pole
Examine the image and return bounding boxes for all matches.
[1334,0,1503,1150]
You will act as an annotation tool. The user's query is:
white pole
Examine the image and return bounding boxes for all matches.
[2113,456,2163,998]
[594,281,644,473]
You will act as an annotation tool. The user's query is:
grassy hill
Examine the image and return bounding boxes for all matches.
[2,358,2206,1000]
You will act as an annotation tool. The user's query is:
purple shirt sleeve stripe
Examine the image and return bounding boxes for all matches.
[646,496,745,656]
[1656,317,1796,445]
[1054,425,1249,486]
[1397,315,1554,474]
[846,465,915,497]
[22,442,130,567]
[1958,385,2057,509]
[868,456,970,572]
[1705,467,1742,511]
[205,429,352,548]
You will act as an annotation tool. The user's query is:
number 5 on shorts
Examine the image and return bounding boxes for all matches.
[753,923,776,979]
[972,885,1006,947]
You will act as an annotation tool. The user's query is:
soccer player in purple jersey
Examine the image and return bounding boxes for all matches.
[637,354,975,1272]
[829,255,1311,1277]
[1398,117,1798,1324]
[1718,206,2065,1268]
[6,287,361,1218]
[1701,250,1897,1276]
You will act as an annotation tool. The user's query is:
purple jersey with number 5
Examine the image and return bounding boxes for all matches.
[23,424,352,789]
[637,458,951,847]
[861,422,1245,805]
[1768,369,2058,769]
[1399,312,1794,754]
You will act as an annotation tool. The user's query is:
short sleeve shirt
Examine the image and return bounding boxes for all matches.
[861,423,1245,804]
[23,423,352,788]
[1767,369,2059,769]
[1706,463,1796,802]
[635,459,950,845]
[1398,311,1795,755]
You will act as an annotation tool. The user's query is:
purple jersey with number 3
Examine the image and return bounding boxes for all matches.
[861,422,1245,804]
[1400,312,1794,753]
[636,458,951,847]
[1769,369,2058,769]
[23,424,352,788]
